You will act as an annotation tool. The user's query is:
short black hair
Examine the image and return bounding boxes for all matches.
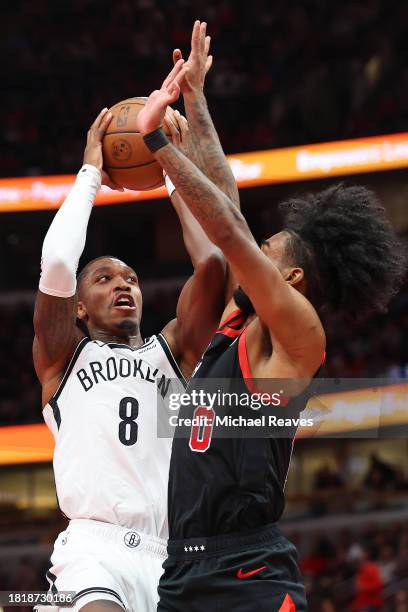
[279,184,406,319]
[77,254,120,293]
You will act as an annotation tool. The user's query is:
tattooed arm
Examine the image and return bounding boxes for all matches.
[136,58,325,375]
[174,20,240,303]
[173,21,239,209]
[161,113,226,378]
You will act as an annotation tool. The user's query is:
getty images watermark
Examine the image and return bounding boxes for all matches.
[156,378,408,439]
[167,389,314,429]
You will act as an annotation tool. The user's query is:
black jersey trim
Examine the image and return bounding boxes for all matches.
[96,337,155,352]
[48,397,61,430]
[71,587,126,608]
[157,333,187,388]
[51,337,91,402]
[45,569,58,595]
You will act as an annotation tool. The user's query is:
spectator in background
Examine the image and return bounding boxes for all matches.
[300,536,337,578]
[313,463,344,490]
[377,544,396,586]
[310,462,345,516]
[349,545,383,612]
[363,453,397,490]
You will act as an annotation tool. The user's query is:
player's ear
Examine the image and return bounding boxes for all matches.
[77,300,88,321]
[285,267,304,287]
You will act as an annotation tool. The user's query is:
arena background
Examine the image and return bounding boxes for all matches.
[0,1,407,611]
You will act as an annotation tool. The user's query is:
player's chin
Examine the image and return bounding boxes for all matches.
[111,307,139,325]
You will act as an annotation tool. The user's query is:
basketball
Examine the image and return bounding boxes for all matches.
[102,97,179,191]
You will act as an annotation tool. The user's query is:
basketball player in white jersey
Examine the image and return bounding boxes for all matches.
[32,66,239,612]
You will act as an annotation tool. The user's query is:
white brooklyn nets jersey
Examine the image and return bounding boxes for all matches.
[43,335,185,539]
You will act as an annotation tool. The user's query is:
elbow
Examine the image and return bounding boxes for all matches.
[194,249,227,278]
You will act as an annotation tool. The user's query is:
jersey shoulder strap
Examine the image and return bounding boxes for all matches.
[156,333,187,388]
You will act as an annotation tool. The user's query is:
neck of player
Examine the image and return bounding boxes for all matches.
[88,323,144,349]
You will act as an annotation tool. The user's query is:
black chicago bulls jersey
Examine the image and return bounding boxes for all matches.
[168,309,320,539]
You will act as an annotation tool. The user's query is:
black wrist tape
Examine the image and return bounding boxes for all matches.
[143,127,170,153]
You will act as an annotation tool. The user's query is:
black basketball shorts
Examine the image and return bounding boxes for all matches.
[158,523,306,612]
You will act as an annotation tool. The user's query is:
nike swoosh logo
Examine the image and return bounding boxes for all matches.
[236,565,267,579]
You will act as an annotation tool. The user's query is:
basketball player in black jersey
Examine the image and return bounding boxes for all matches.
[137,21,406,612]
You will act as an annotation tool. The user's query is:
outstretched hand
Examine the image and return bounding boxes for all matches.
[83,108,124,191]
[136,59,186,136]
[172,20,212,94]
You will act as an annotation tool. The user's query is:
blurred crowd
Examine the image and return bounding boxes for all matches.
[2,0,408,177]
[323,277,408,379]
[298,521,408,611]
[309,453,408,517]
[0,277,407,426]
[314,453,408,496]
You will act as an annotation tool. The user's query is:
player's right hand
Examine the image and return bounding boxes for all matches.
[173,21,213,95]
[136,59,186,136]
[83,108,124,191]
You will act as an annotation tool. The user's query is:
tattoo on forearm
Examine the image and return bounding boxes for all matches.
[155,144,245,245]
[184,93,240,209]
[35,293,78,361]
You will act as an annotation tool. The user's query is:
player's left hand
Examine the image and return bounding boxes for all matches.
[167,110,189,156]
[136,59,186,136]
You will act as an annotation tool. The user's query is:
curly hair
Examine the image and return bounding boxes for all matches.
[279,184,406,319]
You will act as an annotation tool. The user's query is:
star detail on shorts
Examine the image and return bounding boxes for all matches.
[194,546,199,551]
[189,546,193,552]
[184,546,188,552]
[200,545,205,551]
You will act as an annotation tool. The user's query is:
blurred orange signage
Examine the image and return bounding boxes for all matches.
[1,132,408,212]
[0,423,54,465]
[301,382,408,436]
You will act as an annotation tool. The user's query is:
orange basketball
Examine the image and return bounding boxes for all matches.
[102,97,179,191]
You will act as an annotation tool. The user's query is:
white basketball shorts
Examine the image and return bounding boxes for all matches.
[34,518,167,611]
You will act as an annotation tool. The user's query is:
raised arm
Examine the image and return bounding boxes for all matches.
[136,59,324,377]
[173,21,240,209]
[174,21,240,303]
[161,113,226,378]
[33,109,117,405]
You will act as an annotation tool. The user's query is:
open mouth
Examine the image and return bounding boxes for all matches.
[113,293,136,310]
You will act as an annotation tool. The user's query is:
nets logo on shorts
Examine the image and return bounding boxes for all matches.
[124,531,141,548]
